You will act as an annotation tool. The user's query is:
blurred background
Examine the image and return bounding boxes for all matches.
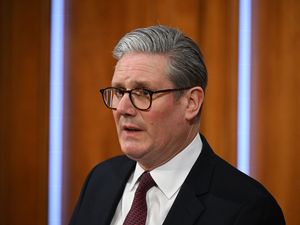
[0,0,299,224]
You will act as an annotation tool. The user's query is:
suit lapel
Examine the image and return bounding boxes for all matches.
[162,184,205,225]
[96,157,136,225]
[163,135,216,225]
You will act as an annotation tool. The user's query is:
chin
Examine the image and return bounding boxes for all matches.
[121,143,148,159]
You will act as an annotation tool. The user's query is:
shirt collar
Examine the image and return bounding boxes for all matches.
[128,134,202,199]
[127,164,145,191]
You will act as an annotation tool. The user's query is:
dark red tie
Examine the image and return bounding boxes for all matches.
[123,172,156,225]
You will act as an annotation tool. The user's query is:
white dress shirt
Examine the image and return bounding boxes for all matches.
[110,134,202,225]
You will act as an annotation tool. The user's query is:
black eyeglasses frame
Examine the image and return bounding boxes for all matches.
[99,86,192,111]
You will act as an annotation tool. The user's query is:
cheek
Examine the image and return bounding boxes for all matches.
[112,112,120,131]
[145,107,181,138]
[142,112,164,141]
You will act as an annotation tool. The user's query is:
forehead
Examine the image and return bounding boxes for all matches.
[112,53,172,88]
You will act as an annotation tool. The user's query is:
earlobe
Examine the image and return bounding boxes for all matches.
[185,87,204,121]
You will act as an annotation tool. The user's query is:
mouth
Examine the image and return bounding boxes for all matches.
[122,125,143,132]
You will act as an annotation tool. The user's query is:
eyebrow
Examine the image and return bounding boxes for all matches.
[111,80,152,89]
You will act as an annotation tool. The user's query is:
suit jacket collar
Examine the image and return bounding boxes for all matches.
[162,134,216,225]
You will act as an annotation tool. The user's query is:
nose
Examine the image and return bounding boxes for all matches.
[116,93,137,116]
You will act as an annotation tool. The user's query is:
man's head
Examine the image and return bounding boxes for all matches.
[101,25,207,170]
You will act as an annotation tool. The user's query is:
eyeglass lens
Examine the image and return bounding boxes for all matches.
[103,88,151,110]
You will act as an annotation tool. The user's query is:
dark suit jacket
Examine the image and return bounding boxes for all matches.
[69,135,285,225]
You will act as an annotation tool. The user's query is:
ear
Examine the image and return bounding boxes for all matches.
[184,87,204,121]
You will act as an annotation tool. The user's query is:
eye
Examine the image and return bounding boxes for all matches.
[114,88,125,98]
[133,88,151,97]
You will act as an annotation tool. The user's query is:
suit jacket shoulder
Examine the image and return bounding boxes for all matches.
[163,135,285,225]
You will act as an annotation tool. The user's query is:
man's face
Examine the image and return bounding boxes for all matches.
[111,53,190,170]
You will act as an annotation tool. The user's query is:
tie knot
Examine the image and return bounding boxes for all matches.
[136,172,156,193]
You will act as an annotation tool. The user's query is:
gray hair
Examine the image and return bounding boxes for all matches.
[113,25,208,92]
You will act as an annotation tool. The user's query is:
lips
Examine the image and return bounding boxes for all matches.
[123,124,143,132]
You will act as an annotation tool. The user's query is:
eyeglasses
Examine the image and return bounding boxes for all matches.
[99,87,191,111]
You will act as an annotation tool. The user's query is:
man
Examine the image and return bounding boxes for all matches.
[69,25,285,225]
